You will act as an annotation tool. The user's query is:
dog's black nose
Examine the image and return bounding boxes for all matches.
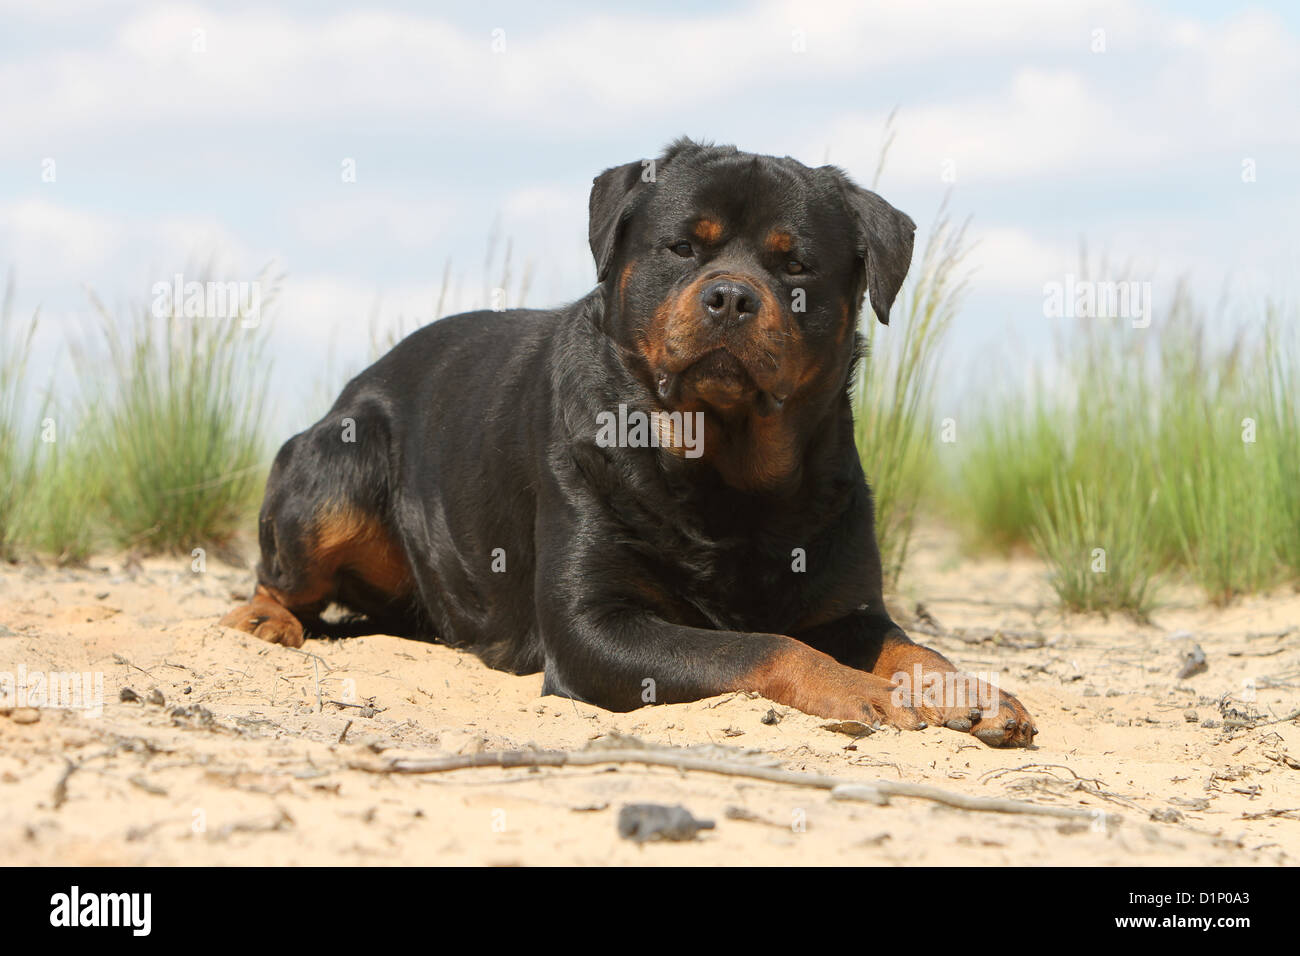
[702,280,759,325]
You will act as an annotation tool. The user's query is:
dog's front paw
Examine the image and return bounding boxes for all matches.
[885,651,1038,747]
[922,679,1037,747]
[965,687,1037,747]
[855,677,930,732]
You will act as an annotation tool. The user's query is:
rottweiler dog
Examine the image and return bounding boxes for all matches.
[221,138,1037,747]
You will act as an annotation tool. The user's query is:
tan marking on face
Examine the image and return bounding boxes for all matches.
[764,230,793,254]
[649,272,815,399]
[654,409,686,457]
[746,413,803,487]
[639,301,672,373]
[638,272,855,491]
[619,262,635,303]
[693,218,723,243]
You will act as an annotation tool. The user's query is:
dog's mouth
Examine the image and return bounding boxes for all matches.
[655,348,788,417]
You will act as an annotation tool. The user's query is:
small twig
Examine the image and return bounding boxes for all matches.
[112,653,153,677]
[351,747,1119,825]
[917,595,1047,612]
[1259,709,1300,728]
[48,745,120,810]
[211,807,294,842]
[980,762,1105,787]
[337,719,353,744]
[1244,627,1298,641]
[283,646,333,671]
[52,759,77,809]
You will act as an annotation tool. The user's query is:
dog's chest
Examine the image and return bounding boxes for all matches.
[653,517,822,632]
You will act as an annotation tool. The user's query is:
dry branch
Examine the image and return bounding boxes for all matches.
[350,746,1119,825]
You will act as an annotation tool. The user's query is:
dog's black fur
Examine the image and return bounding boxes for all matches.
[222,139,1036,746]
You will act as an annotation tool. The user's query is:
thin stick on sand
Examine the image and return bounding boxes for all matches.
[350,746,1120,825]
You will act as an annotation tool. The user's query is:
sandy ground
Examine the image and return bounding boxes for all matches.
[1,525,1297,866]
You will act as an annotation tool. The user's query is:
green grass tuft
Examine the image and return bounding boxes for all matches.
[956,283,1299,611]
[0,278,38,559]
[24,415,103,565]
[853,199,971,586]
[1029,473,1160,619]
[84,281,275,554]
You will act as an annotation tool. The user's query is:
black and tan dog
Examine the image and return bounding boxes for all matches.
[222,138,1036,747]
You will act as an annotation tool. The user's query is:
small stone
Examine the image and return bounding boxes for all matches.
[617,804,714,843]
[10,708,39,724]
[1177,644,1208,680]
[146,689,165,707]
[831,784,890,805]
[1184,709,1198,723]
[119,687,141,703]
[821,720,875,738]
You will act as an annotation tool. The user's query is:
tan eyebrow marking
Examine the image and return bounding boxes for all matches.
[765,230,793,254]
[693,218,723,242]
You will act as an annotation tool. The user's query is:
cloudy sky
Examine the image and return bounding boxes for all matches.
[2,0,1297,430]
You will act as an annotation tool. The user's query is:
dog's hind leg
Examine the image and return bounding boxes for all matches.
[220,583,312,648]
[221,415,412,647]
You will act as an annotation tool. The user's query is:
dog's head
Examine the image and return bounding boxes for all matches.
[589,138,915,491]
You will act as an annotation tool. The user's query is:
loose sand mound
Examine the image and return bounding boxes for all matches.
[2,527,1296,865]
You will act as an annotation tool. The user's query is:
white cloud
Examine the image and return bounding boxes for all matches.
[964,226,1077,292]
[3,0,1298,404]
[0,199,121,282]
[809,68,1170,187]
[0,0,1153,147]
[0,198,256,295]
[291,196,453,248]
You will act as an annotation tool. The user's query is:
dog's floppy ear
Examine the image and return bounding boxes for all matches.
[589,139,708,282]
[829,171,916,325]
[588,161,646,283]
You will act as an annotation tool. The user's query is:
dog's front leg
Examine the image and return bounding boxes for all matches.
[537,604,927,730]
[799,611,1038,747]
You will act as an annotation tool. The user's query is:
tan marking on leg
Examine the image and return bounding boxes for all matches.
[733,640,924,728]
[220,585,306,648]
[312,504,412,599]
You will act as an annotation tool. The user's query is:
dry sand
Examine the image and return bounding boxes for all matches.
[1,525,1297,866]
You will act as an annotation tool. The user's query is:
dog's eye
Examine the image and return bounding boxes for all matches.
[671,241,694,258]
[785,260,804,275]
